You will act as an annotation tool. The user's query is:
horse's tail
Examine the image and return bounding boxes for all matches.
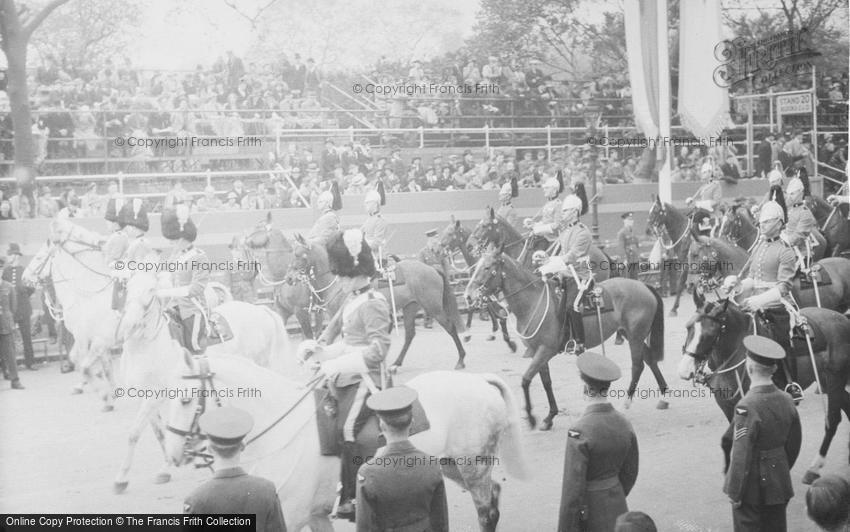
[646,284,665,362]
[481,374,529,480]
[438,270,466,334]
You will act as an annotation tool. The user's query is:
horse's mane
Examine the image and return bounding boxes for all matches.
[701,237,748,260]
[499,251,540,284]
[53,218,104,246]
[494,215,523,240]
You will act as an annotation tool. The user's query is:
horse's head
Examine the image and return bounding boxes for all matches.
[464,244,504,305]
[238,219,293,282]
[678,299,731,381]
[23,219,105,286]
[646,195,667,237]
[469,207,504,255]
[440,216,470,254]
[285,233,313,284]
[119,273,163,342]
[163,355,213,467]
[22,241,55,286]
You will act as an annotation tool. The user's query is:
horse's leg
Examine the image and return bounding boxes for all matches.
[614,328,625,345]
[456,452,500,532]
[802,372,847,484]
[520,345,549,429]
[500,318,517,353]
[95,342,116,412]
[538,362,559,431]
[390,303,418,370]
[669,269,688,317]
[623,338,647,410]
[434,313,467,370]
[295,307,314,340]
[114,397,159,493]
[149,408,174,485]
[485,310,497,341]
[645,355,670,410]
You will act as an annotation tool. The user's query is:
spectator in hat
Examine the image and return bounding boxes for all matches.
[3,243,36,370]
[722,335,802,532]
[183,407,286,532]
[559,352,639,532]
[321,139,339,177]
[36,185,58,218]
[164,179,191,210]
[224,191,241,211]
[196,186,223,212]
[230,180,247,205]
[0,271,23,389]
[806,471,850,531]
[356,387,449,532]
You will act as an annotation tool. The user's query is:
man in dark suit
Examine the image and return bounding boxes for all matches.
[0,274,23,389]
[320,138,340,178]
[757,133,775,178]
[722,335,802,532]
[184,407,287,532]
[356,387,449,532]
[559,352,639,532]
[2,243,36,370]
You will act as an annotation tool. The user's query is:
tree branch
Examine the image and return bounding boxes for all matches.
[23,0,71,38]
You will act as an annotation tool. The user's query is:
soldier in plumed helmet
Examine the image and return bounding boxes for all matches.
[361,181,388,261]
[308,181,342,246]
[296,229,392,520]
[496,176,520,230]
[523,172,564,248]
[157,204,210,354]
[723,200,802,402]
[782,168,824,267]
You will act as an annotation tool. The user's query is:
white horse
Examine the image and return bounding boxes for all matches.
[163,354,528,532]
[112,272,294,492]
[22,218,120,410]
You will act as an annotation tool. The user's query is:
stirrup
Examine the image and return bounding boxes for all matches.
[564,339,584,356]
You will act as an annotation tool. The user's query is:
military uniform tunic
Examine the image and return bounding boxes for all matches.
[722,385,801,532]
[557,221,593,279]
[308,210,340,246]
[167,245,210,319]
[355,441,449,532]
[558,403,639,532]
[418,245,450,276]
[532,198,563,241]
[743,237,797,297]
[361,213,389,252]
[617,227,639,263]
[496,203,519,231]
[784,203,824,261]
[103,230,130,267]
[693,180,722,212]
[183,467,287,532]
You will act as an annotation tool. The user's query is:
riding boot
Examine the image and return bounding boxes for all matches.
[568,309,585,355]
[337,441,358,521]
[556,284,571,352]
[784,357,803,404]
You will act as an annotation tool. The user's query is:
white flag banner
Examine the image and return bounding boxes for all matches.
[678,0,731,140]
[624,0,660,138]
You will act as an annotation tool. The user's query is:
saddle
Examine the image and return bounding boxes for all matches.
[165,308,234,353]
[795,263,832,290]
[314,381,430,456]
[374,259,406,289]
[554,278,614,317]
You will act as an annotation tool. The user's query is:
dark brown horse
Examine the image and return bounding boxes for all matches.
[646,197,694,316]
[808,195,850,258]
[678,300,850,483]
[464,247,668,431]
[439,218,517,353]
[718,203,759,252]
[287,235,470,370]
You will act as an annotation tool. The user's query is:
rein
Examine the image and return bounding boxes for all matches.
[483,257,551,340]
[656,215,692,251]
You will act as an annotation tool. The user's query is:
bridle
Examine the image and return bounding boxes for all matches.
[648,201,691,251]
[241,226,292,286]
[285,243,339,313]
[684,306,746,399]
[472,218,525,257]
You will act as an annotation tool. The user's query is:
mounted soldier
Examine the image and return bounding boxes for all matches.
[297,229,392,521]
[108,199,153,310]
[783,169,825,268]
[687,159,723,236]
[496,176,520,230]
[753,162,787,219]
[523,172,564,253]
[307,181,342,247]
[156,205,211,354]
[361,181,389,267]
[540,188,592,355]
[723,200,803,402]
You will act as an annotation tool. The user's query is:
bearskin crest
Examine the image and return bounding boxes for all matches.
[118,198,149,232]
[104,197,125,225]
[326,229,375,278]
[161,204,197,242]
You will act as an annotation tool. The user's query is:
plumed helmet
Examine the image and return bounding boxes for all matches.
[758,201,785,224]
[326,229,376,278]
[573,182,589,215]
[104,197,125,225]
[364,189,382,205]
[542,177,559,193]
[317,190,334,210]
[499,182,512,198]
[161,203,197,242]
[561,194,583,213]
[786,177,804,196]
[117,198,149,232]
[768,166,784,186]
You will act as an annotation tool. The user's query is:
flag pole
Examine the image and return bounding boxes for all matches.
[657,0,672,203]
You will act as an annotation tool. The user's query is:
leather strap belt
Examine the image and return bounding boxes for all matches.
[758,446,787,460]
[587,476,620,491]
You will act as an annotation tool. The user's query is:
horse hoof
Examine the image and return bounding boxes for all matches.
[526,416,537,429]
[113,481,129,494]
[154,472,171,485]
[802,469,821,485]
[614,337,624,345]
[388,365,400,375]
[507,341,517,353]
[668,310,678,317]
[71,386,84,395]
[539,420,553,431]
[454,361,466,370]
[656,400,669,410]
[486,335,496,341]
[102,404,114,413]
[463,335,472,343]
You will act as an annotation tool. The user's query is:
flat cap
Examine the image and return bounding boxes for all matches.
[621,212,633,219]
[425,229,439,238]
[577,352,621,383]
[198,407,254,446]
[743,335,785,365]
[367,387,418,413]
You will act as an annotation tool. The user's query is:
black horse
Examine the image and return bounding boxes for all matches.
[679,299,850,484]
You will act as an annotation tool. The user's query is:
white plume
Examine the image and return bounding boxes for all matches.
[343,229,363,266]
